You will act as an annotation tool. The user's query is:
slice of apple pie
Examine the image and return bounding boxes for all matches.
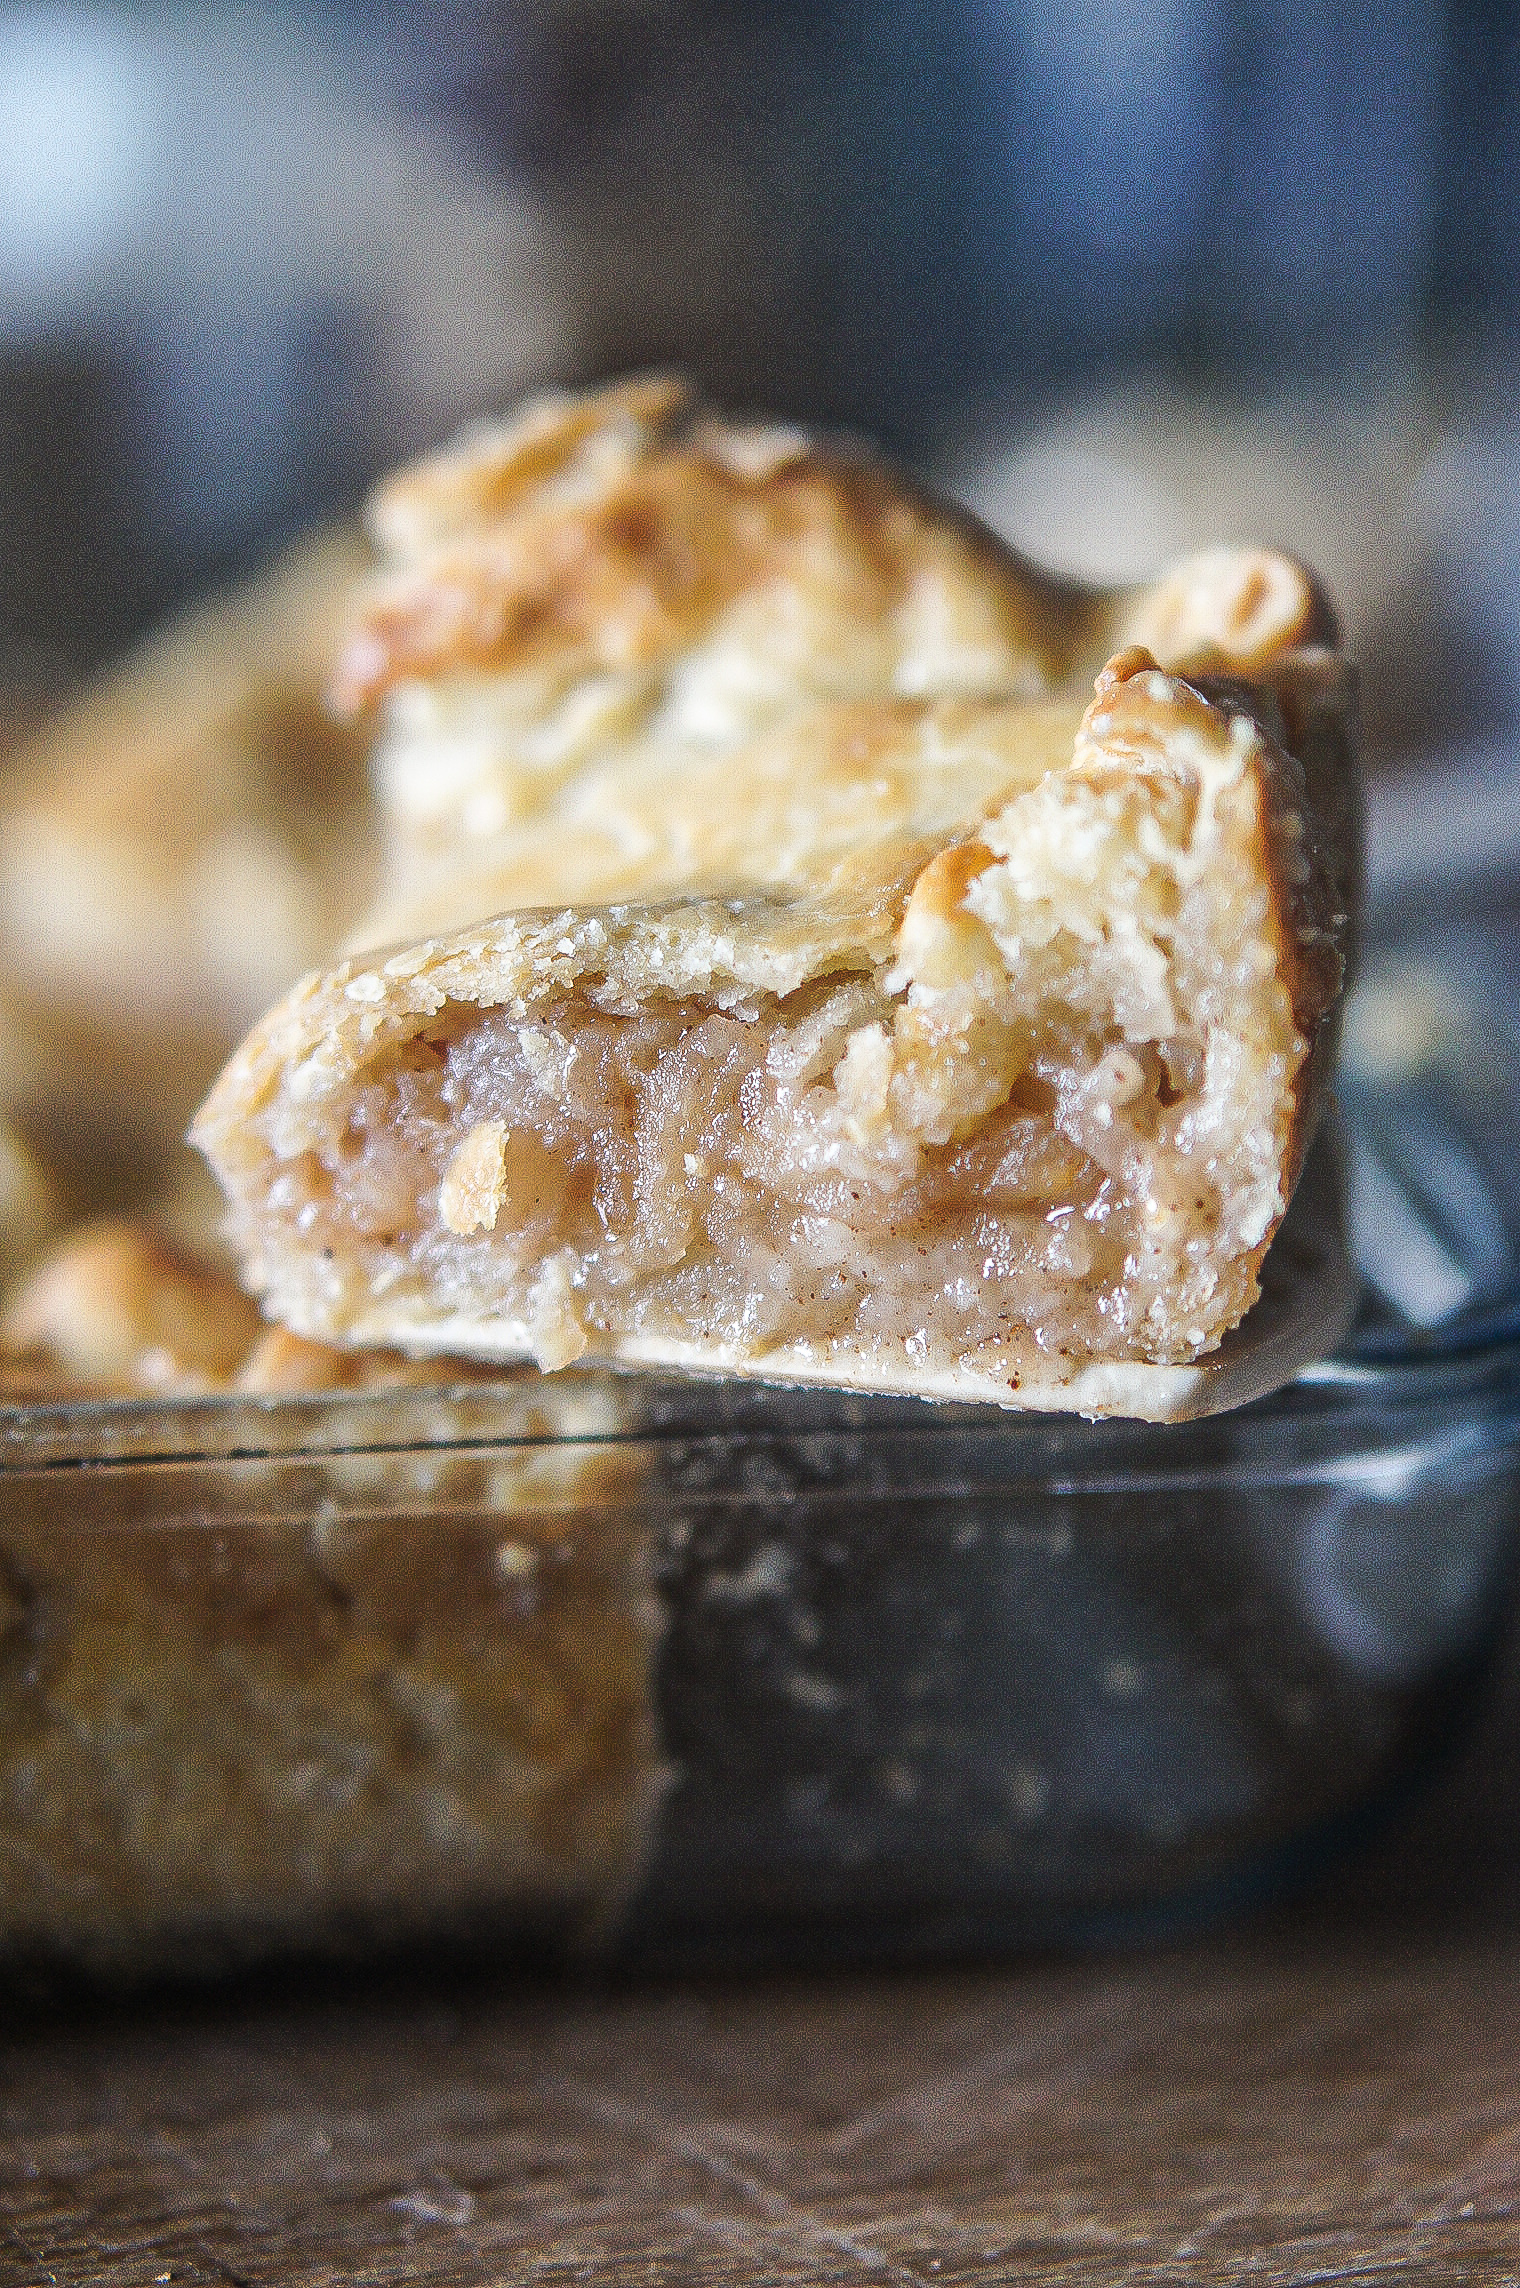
[195,630,1357,1418]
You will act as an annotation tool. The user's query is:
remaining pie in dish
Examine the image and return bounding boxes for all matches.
[0,528,376,1179]
[196,431,1360,1419]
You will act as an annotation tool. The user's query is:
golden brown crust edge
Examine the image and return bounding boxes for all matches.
[330,374,1335,721]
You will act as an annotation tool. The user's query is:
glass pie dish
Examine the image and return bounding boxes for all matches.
[1,905,1518,1989]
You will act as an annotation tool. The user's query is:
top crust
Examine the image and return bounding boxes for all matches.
[333,373,1076,715]
[332,377,1336,953]
[207,653,1349,1135]
[337,375,1331,709]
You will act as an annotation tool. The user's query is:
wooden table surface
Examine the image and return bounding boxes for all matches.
[9,1617,1520,2286]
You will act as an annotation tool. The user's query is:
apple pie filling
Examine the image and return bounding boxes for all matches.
[261,969,1236,1383]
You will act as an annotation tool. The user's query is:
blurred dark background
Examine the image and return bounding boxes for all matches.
[1,0,1518,775]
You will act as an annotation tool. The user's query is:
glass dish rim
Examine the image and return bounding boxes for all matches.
[4,1312,1520,1479]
